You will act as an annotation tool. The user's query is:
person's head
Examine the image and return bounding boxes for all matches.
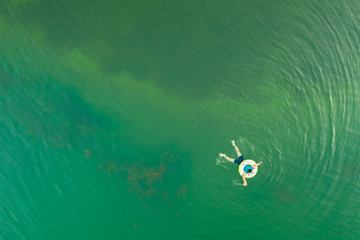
[247,169,252,173]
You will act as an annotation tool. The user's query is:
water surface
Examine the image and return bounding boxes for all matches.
[0,1,359,239]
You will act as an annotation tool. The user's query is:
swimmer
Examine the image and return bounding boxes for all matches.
[219,140,262,186]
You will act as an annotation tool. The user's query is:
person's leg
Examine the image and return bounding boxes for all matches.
[231,140,242,156]
[219,153,235,163]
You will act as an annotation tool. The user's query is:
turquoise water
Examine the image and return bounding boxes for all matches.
[0,0,359,239]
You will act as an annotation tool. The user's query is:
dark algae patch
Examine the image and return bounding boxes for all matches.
[98,147,191,209]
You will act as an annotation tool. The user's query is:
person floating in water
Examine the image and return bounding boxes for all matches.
[219,140,262,186]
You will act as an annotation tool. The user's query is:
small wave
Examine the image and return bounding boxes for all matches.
[232,178,245,186]
[215,156,232,169]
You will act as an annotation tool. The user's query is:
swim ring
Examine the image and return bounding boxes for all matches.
[238,159,258,178]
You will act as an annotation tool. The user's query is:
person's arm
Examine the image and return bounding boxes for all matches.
[254,161,263,167]
[242,173,248,186]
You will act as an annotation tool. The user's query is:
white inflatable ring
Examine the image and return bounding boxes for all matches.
[238,159,258,178]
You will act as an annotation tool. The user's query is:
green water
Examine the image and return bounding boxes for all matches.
[0,0,359,239]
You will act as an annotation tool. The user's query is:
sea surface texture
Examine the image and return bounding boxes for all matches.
[0,1,359,239]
